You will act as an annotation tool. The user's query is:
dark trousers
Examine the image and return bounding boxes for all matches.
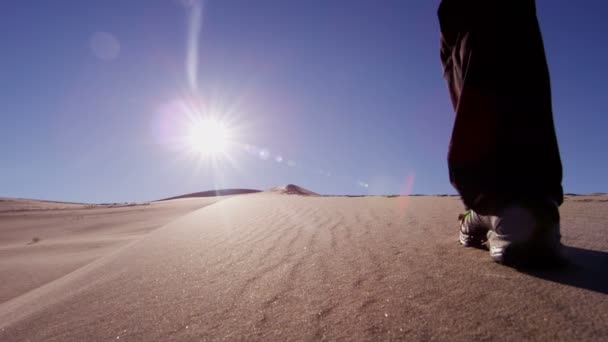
[438,0,563,213]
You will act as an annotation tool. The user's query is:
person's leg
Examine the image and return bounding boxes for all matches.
[438,0,563,213]
[438,0,564,266]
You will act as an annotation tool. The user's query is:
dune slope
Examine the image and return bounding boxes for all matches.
[0,194,607,341]
[0,197,226,304]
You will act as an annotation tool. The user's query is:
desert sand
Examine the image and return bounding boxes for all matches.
[0,197,226,304]
[0,189,606,341]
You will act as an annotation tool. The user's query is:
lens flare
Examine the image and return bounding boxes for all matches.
[186,0,203,91]
[90,31,120,61]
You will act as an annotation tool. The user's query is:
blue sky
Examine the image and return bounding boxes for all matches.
[1,0,607,202]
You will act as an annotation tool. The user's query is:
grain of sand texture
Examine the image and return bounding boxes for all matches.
[0,192,607,341]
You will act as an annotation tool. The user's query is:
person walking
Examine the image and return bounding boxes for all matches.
[438,0,564,267]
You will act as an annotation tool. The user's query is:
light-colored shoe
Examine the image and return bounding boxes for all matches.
[459,201,564,267]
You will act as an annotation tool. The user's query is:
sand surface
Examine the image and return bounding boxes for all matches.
[0,197,226,304]
[0,193,607,340]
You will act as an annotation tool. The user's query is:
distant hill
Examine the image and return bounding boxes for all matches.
[267,184,319,196]
[158,189,261,201]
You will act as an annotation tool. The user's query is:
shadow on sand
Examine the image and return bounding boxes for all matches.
[524,246,608,295]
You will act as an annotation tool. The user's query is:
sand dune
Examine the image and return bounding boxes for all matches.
[268,184,319,196]
[159,189,261,201]
[0,197,230,304]
[0,192,607,340]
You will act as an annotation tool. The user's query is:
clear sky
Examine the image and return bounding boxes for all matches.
[1,0,607,202]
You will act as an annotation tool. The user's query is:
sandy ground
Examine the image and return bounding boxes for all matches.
[0,197,226,304]
[0,193,606,341]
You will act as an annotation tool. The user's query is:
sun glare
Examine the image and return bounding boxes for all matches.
[188,118,231,156]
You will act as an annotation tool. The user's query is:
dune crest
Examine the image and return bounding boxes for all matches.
[159,189,260,201]
[267,184,319,196]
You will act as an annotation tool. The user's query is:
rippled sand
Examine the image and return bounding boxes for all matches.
[1,193,606,340]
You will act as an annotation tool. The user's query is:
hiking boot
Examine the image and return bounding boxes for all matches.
[459,201,564,268]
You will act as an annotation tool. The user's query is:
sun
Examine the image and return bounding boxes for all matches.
[187,118,231,156]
